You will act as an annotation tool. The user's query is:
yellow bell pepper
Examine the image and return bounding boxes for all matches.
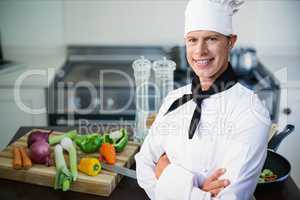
[78,157,101,176]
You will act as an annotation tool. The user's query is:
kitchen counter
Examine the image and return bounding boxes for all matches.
[1,126,300,200]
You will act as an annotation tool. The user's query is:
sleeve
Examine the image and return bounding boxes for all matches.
[134,92,172,199]
[135,126,165,199]
[155,163,211,200]
[136,128,208,200]
[153,94,271,200]
[213,118,270,199]
[212,95,271,200]
[135,87,200,199]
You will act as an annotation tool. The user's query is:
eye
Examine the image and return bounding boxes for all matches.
[187,38,197,43]
[208,37,218,42]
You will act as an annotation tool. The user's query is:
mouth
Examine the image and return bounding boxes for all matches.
[193,58,214,68]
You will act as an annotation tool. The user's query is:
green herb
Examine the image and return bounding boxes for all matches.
[259,168,277,183]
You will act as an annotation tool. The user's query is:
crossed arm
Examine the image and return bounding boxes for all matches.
[134,117,270,200]
[135,91,270,200]
[155,154,230,197]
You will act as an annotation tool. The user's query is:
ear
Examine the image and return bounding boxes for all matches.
[228,35,237,49]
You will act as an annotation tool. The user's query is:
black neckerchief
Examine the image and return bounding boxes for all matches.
[164,63,238,139]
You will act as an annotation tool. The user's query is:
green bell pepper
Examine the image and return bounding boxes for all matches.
[103,128,128,153]
[75,133,103,153]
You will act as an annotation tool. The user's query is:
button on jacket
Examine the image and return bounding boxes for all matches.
[135,82,271,200]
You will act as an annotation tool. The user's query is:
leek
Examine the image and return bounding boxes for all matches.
[49,130,78,145]
[61,137,78,181]
[54,144,72,191]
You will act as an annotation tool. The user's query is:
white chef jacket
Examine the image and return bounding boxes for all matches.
[135,82,271,200]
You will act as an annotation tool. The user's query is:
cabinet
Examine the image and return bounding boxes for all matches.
[0,87,47,149]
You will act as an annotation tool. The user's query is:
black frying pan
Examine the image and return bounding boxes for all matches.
[257,124,295,188]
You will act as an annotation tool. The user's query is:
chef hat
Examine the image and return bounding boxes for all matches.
[184,0,244,36]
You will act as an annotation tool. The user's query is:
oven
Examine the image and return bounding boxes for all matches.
[47,46,170,127]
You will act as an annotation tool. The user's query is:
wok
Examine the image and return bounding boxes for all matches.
[257,124,295,188]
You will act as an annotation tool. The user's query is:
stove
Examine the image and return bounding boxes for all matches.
[47,45,172,127]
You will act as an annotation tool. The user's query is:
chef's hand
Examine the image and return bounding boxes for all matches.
[155,155,230,197]
[155,154,170,179]
[201,168,230,197]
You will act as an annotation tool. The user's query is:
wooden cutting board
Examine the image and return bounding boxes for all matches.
[0,129,140,196]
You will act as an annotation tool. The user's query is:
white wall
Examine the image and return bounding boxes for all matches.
[0,0,65,62]
[255,1,300,57]
[2,0,299,58]
[63,0,300,56]
[63,1,187,45]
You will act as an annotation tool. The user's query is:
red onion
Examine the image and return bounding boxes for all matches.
[27,130,53,147]
[29,140,52,166]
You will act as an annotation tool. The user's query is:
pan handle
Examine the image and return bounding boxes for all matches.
[268,124,295,152]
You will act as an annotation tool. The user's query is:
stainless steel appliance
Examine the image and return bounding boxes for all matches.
[47,46,170,126]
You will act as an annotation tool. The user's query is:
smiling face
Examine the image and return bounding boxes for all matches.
[185,30,237,86]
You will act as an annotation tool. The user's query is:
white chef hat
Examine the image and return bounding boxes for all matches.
[184,0,244,36]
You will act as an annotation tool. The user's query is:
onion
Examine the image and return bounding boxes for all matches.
[27,130,52,147]
[29,140,52,166]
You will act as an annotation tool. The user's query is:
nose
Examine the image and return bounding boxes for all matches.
[195,41,208,56]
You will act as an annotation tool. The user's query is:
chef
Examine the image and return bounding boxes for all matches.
[135,0,271,199]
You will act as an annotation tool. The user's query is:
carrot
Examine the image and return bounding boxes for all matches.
[12,146,22,169]
[19,147,32,169]
[100,143,116,165]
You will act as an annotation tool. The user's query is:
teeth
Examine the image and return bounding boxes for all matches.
[196,59,210,65]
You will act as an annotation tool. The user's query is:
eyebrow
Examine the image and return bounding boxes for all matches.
[186,34,220,39]
[186,36,196,39]
[205,34,220,38]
